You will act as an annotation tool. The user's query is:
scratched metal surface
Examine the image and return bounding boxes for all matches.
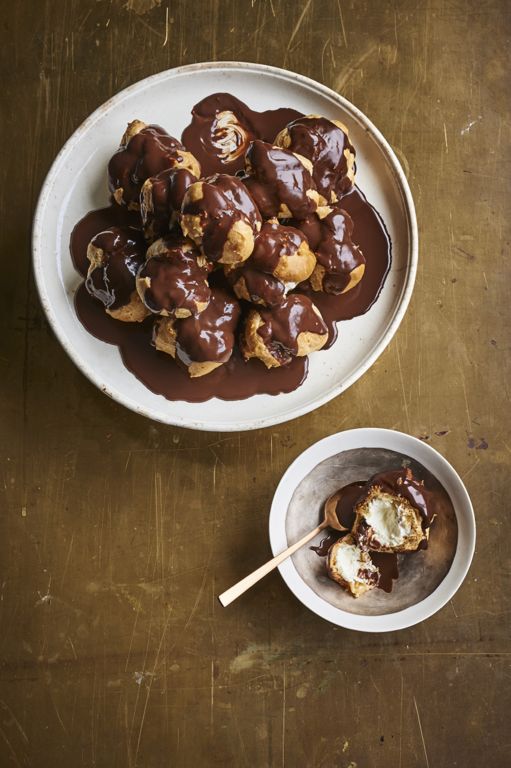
[0,1,509,766]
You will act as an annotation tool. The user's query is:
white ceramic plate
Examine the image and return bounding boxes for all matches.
[269,429,476,632]
[33,62,417,431]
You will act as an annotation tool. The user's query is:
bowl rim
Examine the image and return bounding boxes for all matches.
[32,61,419,431]
[268,428,476,632]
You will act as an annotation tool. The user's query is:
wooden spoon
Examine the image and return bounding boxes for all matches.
[218,490,350,608]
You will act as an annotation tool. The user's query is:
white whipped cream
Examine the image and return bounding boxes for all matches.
[334,541,375,584]
[364,496,413,547]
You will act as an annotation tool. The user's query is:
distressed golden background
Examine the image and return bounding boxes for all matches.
[0,0,509,766]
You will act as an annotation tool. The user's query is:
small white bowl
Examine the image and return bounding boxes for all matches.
[269,428,475,632]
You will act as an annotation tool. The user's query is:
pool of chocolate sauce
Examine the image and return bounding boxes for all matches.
[70,94,391,403]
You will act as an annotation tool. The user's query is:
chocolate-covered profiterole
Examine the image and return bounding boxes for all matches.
[363,467,434,530]
[226,219,316,306]
[181,92,302,176]
[181,174,262,265]
[242,294,328,368]
[152,287,241,377]
[108,120,200,209]
[275,115,355,202]
[353,467,432,553]
[86,226,149,322]
[136,237,210,318]
[243,140,326,220]
[140,167,197,240]
[296,206,366,295]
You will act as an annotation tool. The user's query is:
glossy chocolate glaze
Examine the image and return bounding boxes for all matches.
[299,187,391,346]
[280,116,355,200]
[228,265,286,308]
[108,125,190,206]
[86,227,146,310]
[309,481,365,556]
[251,220,306,273]
[138,240,210,316]
[335,480,367,529]
[181,92,302,175]
[141,167,197,239]
[182,174,261,262]
[70,206,142,277]
[294,206,365,294]
[257,295,327,365]
[226,220,306,308]
[173,287,240,365]
[75,281,307,401]
[243,141,319,219]
[70,93,391,402]
[370,552,399,593]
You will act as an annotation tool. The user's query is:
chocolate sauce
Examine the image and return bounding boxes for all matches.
[226,220,307,308]
[243,141,319,219]
[139,240,210,316]
[182,175,260,262]
[228,265,286,308]
[86,227,146,310]
[257,295,328,365]
[181,93,302,175]
[298,187,391,346]
[369,552,399,593]
[173,287,240,365]
[309,480,365,556]
[108,125,189,206]
[294,206,365,294]
[69,93,392,403]
[251,220,306,273]
[70,206,142,277]
[279,116,355,201]
[141,167,197,239]
[310,531,344,557]
[335,481,367,529]
[74,282,307,401]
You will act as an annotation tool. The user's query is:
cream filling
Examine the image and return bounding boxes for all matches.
[210,111,249,161]
[334,541,374,584]
[364,496,412,547]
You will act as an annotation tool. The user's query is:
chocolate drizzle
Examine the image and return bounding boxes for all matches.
[108,124,191,206]
[299,187,391,346]
[294,206,365,294]
[251,220,306,273]
[243,141,319,219]
[257,295,327,364]
[181,92,302,175]
[227,265,286,308]
[138,240,210,316]
[86,227,146,310]
[226,220,307,307]
[369,552,399,593]
[182,174,261,262]
[279,115,355,201]
[141,167,197,239]
[174,287,240,365]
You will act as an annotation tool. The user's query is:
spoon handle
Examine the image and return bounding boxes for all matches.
[218,523,326,607]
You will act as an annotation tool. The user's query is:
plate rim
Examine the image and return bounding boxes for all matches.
[268,428,476,632]
[32,61,419,432]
